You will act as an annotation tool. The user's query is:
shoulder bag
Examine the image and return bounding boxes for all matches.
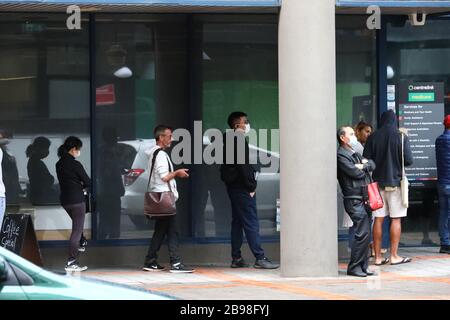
[144,149,176,218]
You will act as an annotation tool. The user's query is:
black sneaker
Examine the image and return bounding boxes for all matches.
[254,257,280,269]
[170,262,195,273]
[78,238,88,252]
[143,261,165,272]
[440,245,450,254]
[231,258,250,268]
[65,260,88,272]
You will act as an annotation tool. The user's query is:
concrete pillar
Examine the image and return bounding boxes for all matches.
[279,0,338,277]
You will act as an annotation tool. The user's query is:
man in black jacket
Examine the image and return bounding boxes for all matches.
[363,110,414,266]
[337,125,376,277]
[220,112,279,269]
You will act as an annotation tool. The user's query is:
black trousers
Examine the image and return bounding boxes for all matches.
[343,198,371,273]
[145,215,181,265]
[97,196,121,239]
[63,202,85,262]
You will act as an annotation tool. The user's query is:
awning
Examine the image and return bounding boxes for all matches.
[0,0,281,13]
[336,0,450,14]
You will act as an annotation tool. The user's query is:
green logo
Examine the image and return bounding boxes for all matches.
[408,92,434,102]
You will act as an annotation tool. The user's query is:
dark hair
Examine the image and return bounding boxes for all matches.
[58,136,83,158]
[355,121,373,133]
[153,125,173,142]
[337,126,351,144]
[227,112,247,129]
[0,128,10,139]
[26,136,51,158]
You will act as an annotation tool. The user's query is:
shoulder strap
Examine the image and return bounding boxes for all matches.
[401,133,405,178]
[147,148,163,191]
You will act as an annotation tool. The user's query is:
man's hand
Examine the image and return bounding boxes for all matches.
[355,164,364,170]
[176,169,189,178]
[361,159,368,164]
[399,127,408,136]
[250,192,256,198]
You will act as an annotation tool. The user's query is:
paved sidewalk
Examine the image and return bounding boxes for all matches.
[80,247,450,300]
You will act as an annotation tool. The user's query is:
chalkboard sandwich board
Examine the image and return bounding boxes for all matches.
[0,213,44,266]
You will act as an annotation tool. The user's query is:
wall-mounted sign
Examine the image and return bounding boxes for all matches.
[398,82,445,187]
[96,84,116,106]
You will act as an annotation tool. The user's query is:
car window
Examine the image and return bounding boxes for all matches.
[0,259,20,286]
[9,263,34,286]
[116,143,138,170]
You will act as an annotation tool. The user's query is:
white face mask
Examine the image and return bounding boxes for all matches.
[348,135,358,149]
[244,123,251,134]
[74,150,81,158]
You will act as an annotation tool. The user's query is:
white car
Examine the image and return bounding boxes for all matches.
[119,139,280,236]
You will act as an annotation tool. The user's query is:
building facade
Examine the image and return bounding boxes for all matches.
[1,0,449,276]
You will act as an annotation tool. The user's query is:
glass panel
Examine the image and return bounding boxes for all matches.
[0,13,91,241]
[94,14,191,240]
[386,18,450,246]
[335,16,377,238]
[191,15,279,238]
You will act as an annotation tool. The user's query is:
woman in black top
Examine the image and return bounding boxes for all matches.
[56,136,90,272]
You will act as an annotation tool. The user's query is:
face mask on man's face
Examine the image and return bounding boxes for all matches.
[244,123,251,134]
[74,150,81,158]
[348,135,358,149]
[0,138,10,146]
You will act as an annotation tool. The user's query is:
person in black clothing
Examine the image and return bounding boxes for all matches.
[96,127,125,239]
[337,125,376,277]
[0,129,22,205]
[363,110,413,266]
[56,136,91,272]
[220,112,279,269]
[26,136,59,205]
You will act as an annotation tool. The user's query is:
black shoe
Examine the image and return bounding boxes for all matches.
[65,260,88,272]
[231,258,250,268]
[143,261,165,272]
[78,238,88,252]
[347,270,367,277]
[254,257,280,269]
[439,245,450,254]
[362,269,376,276]
[170,262,195,273]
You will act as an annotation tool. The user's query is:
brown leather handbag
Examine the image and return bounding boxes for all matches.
[144,148,176,218]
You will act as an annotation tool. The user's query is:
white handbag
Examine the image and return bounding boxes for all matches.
[400,133,409,208]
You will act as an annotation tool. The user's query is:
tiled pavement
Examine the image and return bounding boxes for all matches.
[79,247,450,300]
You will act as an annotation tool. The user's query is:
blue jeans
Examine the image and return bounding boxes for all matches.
[438,184,450,246]
[0,197,5,229]
[227,188,265,260]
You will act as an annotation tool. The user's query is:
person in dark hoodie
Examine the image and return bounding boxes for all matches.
[220,112,279,270]
[363,110,414,266]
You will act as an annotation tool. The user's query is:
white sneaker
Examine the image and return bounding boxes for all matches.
[65,261,88,272]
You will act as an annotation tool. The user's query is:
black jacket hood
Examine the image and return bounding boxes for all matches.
[380,109,397,128]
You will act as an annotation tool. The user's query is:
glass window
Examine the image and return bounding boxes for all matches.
[0,14,91,241]
[191,15,279,238]
[335,16,377,236]
[386,18,450,246]
[94,14,191,240]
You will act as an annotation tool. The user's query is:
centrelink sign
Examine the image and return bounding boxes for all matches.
[407,84,436,103]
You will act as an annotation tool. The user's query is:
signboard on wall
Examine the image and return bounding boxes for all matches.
[0,214,43,266]
[96,84,116,106]
[398,81,445,187]
[352,95,374,126]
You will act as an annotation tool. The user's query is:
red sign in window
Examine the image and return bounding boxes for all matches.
[96,84,116,106]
